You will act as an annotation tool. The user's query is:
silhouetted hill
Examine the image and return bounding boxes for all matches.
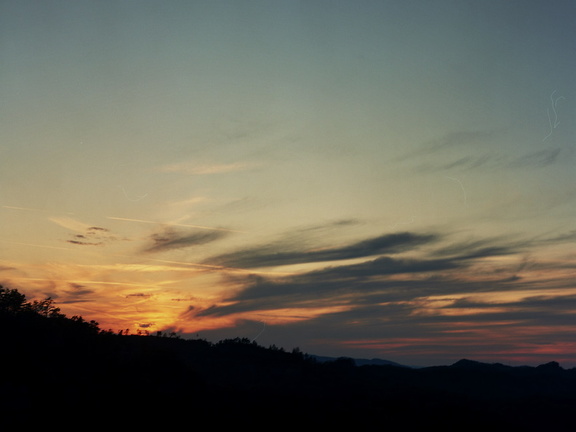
[311,354,409,367]
[2,287,576,430]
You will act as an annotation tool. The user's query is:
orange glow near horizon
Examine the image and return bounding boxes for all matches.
[3,255,576,358]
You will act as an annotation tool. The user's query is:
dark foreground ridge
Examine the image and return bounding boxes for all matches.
[2,287,576,430]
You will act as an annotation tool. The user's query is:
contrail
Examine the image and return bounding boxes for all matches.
[251,321,266,342]
[444,176,467,206]
[543,90,565,141]
[107,216,244,233]
[2,205,75,215]
[2,205,44,211]
[117,186,148,202]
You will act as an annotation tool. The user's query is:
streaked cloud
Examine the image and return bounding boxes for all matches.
[188,218,576,365]
[506,147,562,169]
[539,230,576,244]
[195,230,523,318]
[432,235,526,259]
[64,225,123,247]
[194,268,576,365]
[397,128,562,175]
[142,226,229,254]
[47,217,126,247]
[190,230,575,348]
[395,129,500,164]
[205,231,438,269]
[62,282,95,298]
[139,257,297,276]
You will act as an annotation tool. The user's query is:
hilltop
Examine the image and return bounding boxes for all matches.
[1,286,576,430]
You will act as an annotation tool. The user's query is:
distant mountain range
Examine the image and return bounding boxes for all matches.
[314,354,568,371]
[310,354,409,367]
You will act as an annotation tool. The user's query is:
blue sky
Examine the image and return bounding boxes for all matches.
[1,0,575,367]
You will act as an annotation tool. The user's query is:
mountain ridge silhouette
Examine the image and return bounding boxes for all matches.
[1,286,575,430]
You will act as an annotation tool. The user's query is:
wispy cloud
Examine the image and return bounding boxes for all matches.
[139,257,297,276]
[506,147,562,169]
[396,129,500,163]
[193,257,576,366]
[195,230,525,319]
[142,226,229,254]
[185,215,576,366]
[432,235,524,259]
[68,226,116,246]
[49,217,123,247]
[539,230,576,244]
[62,282,95,299]
[205,231,438,269]
[67,238,103,246]
[415,147,562,173]
[397,128,562,174]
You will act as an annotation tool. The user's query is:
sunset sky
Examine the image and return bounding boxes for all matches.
[1,0,575,367]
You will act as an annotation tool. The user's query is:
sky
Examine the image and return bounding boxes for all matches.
[1,0,575,368]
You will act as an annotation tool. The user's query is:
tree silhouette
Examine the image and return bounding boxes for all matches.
[0,286,27,314]
[27,297,62,318]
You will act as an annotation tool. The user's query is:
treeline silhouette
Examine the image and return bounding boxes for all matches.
[2,286,576,430]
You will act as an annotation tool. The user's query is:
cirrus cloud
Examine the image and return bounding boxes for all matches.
[142,226,229,254]
[204,231,439,269]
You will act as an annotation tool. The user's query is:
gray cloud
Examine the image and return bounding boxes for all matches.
[396,130,500,163]
[416,147,562,174]
[87,226,109,232]
[446,293,576,314]
[182,223,576,366]
[62,282,95,300]
[195,272,520,319]
[205,231,438,268]
[67,238,103,246]
[143,227,228,253]
[193,286,576,367]
[195,234,522,319]
[191,226,540,319]
[432,235,524,259]
[66,226,120,246]
[507,147,562,169]
[180,227,576,367]
[397,128,563,176]
[436,154,494,171]
[538,230,576,244]
[126,292,153,299]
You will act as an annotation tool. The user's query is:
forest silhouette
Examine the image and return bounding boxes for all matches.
[2,286,576,430]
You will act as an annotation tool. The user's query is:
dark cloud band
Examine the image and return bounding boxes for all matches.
[205,231,438,268]
[143,227,229,254]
